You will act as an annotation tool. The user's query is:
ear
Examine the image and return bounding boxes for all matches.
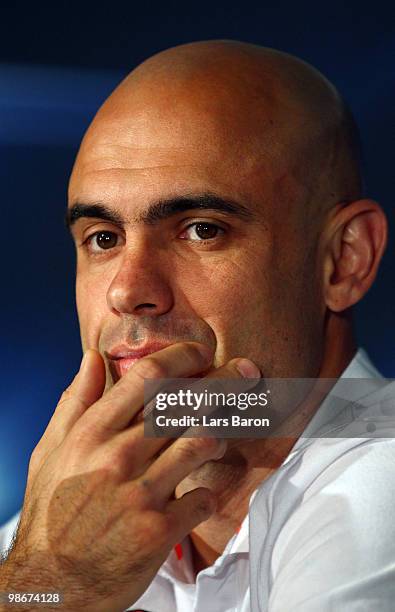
[323,199,388,312]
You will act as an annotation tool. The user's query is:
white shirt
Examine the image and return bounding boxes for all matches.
[2,349,395,612]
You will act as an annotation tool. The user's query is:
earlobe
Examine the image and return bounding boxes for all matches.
[324,199,388,312]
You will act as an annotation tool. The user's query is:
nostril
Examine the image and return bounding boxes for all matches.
[135,303,157,311]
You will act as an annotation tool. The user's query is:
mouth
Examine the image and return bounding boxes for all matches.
[106,342,173,380]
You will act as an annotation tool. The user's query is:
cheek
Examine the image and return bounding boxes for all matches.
[174,255,270,362]
[177,253,261,310]
[173,248,322,376]
[76,269,110,350]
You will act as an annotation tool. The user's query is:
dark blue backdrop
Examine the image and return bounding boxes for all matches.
[1,1,394,525]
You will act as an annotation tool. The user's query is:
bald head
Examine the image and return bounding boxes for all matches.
[69,39,386,385]
[73,40,362,224]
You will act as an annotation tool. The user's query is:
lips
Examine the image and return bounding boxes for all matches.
[106,342,172,380]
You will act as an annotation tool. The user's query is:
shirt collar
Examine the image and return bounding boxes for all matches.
[291,348,384,452]
[130,348,380,610]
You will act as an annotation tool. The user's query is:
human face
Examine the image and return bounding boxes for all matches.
[67,83,324,390]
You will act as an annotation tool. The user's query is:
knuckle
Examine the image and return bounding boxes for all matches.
[175,436,219,463]
[58,390,68,404]
[70,419,101,450]
[90,405,119,435]
[133,357,167,381]
[179,341,204,362]
[135,481,154,507]
[57,388,73,408]
[174,440,200,463]
[99,448,127,477]
[29,445,43,471]
[98,439,139,478]
[30,440,42,458]
[196,436,223,455]
[139,512,172,546]
[76,408,117,441]
[122,480,153,508]
[57,375,79,403]
[193,490,215,517]
[114,440,138,467]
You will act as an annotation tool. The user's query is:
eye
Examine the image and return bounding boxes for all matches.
[86,231,119,253]
[179,222,224,241]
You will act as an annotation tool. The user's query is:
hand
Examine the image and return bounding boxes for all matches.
[1,343,259,612]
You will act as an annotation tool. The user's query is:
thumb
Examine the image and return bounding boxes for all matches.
[75,349,106,409]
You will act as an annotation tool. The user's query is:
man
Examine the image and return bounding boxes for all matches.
[0,39,394,611]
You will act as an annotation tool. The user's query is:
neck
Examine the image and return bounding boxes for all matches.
[319,311,357,377]
[184,313,357,574]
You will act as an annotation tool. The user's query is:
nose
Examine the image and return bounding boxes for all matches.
[106,244,174,317]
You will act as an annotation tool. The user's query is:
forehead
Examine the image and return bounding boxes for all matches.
[68,82,295,220]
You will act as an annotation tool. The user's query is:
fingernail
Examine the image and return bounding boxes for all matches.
[196,344,213,361]
[236,359,261,379]
[214,440,227,459]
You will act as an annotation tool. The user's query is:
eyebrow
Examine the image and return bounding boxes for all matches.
[65,193,255,231]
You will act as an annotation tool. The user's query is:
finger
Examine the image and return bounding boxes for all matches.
[99,421,173,480]
[139,436,226,502]
[80,341,214,434]
[56,349,106,427]
[166,487,216,539]
[212,357,261,380]
[187,356,261,406]
[142,356,261,442]
[29,350,106,467]
[46,350,106,441]
[104,356,261,470]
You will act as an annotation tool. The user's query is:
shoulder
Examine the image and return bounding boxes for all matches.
[277,438,395,549]
[0,512,21,559]
[268,438,395,611]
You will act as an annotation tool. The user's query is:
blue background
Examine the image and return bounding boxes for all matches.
[1,1,394,524]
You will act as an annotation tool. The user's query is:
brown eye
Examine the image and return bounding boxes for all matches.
[181,222,223,242]
[90,231,118,252]
[194,223,219,239]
